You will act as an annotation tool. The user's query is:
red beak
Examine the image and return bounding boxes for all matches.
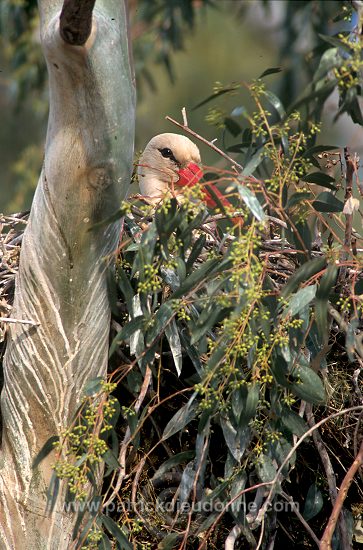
[177,162,242,226]
[177,162,203,188]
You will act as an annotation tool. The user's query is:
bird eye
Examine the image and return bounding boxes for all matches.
[159,148,173,159]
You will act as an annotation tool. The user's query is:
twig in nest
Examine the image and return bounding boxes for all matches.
[0,317,39,327]
[320,441,363,550]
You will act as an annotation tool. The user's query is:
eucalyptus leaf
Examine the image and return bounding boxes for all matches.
[152,451,195,481]
[312,192,344,213]
[102,449,120,472]
[289,365,326,404]
[220,416,250,461]
[241,147,266,177]
[173,258,220,299]
[282,258,326,297]
[315,264,338,336]
[165,318,183,376]
[102,515,132,550]
[303,484,324,521]
[162,395,198,440]
[283,285,317,318]
[280,408,308,437]
[109,316,145,357]
[83,377,104,397]
[117,267,134,313]
[237,186,266,221]
[158,533,183,549]
[302,172,337,190]
[263,89,286,119]
[146,302,175,346]
[259,66,282,78]
[256,455,276,483]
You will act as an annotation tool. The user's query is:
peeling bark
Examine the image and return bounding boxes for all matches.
[0,1,135,548]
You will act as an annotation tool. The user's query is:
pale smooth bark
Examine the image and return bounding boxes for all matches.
[0,1,135,548]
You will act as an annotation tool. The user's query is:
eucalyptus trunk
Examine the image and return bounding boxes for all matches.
[0,1,135,547]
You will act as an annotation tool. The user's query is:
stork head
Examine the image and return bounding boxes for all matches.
[138,133,202,202]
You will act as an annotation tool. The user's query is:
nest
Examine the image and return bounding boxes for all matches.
[0,211,28,344]
[1,202,362,548]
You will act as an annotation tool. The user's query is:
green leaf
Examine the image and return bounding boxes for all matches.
[237,185,266,221]
[190,306,232,345]
[195,512,221,536]
[282,258,326,297]
[101,516,132,550]
[239,383,260,427]
[117,267,134,314]
[271,437,294,471]
[259,66,282,78]
[289,365,326,404]
[146,302,175,346]
[102,449,120,472]
[241,147,265,177]
[302,172,336,190]
[256,454,276,483]
[32,435,59,469]
[72,502,87,540]
[286,191,312,209]
[109,316,145,357]
[315,264,338,336]
[179,330,202,376]
[229,471,247,516]
[303,484,324,521]
[83,376,104,397]
[162,395,198,440]
[313,48,340,82]
[312,192,344,212]
[318,33,353,54]
[220,416,250,461]
[290,80,336,113]
[100,534,112,550]
[283,285,317,318]
[158,533,183,549]
[355,279,363,295]
[206,342,227,371]
[165,318,183,376]
[224,117,241,137]
[173,258,220,299]
[280,408,308,437]
[263,89,286,119]
[345,94,363,126]
[152,451,195,481]
[186,234,206,273]
[192,84,240,111]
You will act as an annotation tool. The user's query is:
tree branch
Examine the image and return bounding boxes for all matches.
[165,114,244,172]
[60,0,96,45]
[320,441,363,550]
[305,404,351,549]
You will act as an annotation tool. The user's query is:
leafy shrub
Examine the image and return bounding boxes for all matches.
[43,78,363,549]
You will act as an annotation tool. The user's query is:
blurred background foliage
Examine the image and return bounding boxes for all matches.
[1,0,362,213]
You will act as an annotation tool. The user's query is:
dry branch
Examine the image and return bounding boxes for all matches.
[320,441,363,550]
[60,0,96,45]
